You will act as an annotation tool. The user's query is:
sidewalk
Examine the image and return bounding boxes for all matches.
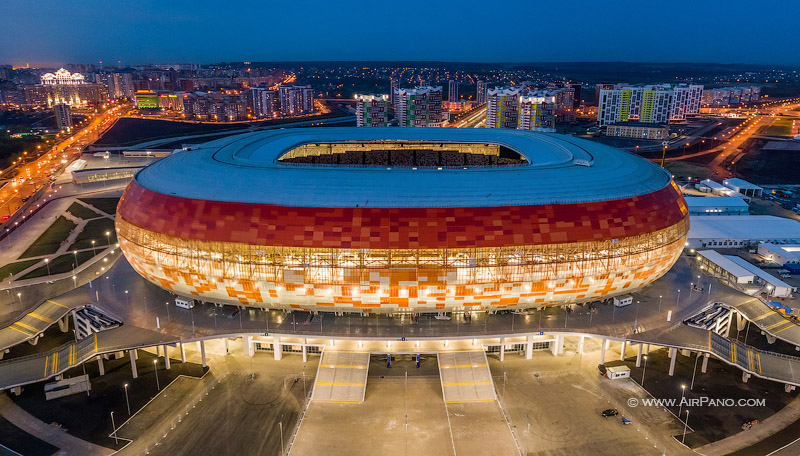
[0,393,113,456]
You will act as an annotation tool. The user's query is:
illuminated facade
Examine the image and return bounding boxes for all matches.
[40,68,85,85]
[355,94,389,127]
[117,128,688,313]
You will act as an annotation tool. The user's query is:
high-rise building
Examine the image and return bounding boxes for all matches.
[278,85,314,116]
[251,87,276,118]
[701,86,760,108]
[569,83,582,110]
[597,84,703,126]
[54,103,72,130]
[476,81,488,104]
[594,83,621,106]
[106,72,134,99]
[486,87,521,129]
[355,94,389,127]
[448,80,459,102]
[395,86,442,127]
[518,95,555,131]
[390,80,399,108]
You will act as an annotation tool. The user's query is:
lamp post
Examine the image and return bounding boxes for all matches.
[691,354,701,390]
[682,410,690,443]
[124,383,131,415]
[91,240,96,256]
[72,250,78,273]
[659,295,663,312]
[105,230,111,246]
[111,411,118,444]
[44,258,51,277]
[676,289,681,308]
[642,355,648,386]
[153,359,160,390]
[678,384,687,418]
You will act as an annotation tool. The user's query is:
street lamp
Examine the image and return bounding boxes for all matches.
[642,355,648,386]
[659,295,663,312]
[73,250,78,272]
[690,354,701,390]
[678,384,687,418]
[91,240,96,256]
[110,411,118,444]
[124,383,131,415]
[44,258,51,276]
[105,231,111,246]
[682,410,690,443]
[153,359,160,390]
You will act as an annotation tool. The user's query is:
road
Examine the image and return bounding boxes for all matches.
[658,99,800,175]
[0,103,131,219]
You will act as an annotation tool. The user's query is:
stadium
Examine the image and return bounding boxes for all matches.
[115,127,689,313]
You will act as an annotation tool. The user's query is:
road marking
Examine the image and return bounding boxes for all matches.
[442,381,493,386]
[315,382,363,386]
[311,400,361,404]
[43,356,49,377]
[319,364,367,369]
[12,321,38,332]
[445,399,494,403]
[440,364,487,369]
[8,325,30,336]
[46,300,69,309]
[27,312,51,323]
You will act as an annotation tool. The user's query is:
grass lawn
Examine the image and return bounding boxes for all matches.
[0,259,41,280]
[20,250,95,280]
[758,118,797,136]
[67,201,101,219]
[78,197,120,216]
[19,216,77,259]
[69,218,117,251]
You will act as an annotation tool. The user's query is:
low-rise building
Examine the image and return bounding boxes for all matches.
[687,215,800,249]
[758,243,800,266]
[723,178,763,198]
[684,196,749,216]
[606,122,668,140]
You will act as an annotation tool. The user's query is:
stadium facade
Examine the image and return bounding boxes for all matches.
[116,128,688,313]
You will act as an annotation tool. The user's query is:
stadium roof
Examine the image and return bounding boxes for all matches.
[689,216,800,241]
[135,127,672,208]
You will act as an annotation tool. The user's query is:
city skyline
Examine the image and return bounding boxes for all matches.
[3,0,800,66]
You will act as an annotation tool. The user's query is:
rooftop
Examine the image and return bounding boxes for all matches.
[697,250,755,279]
[723,178,763,191]
[684,196,749,208]
[134,127,672,208]
[689,216,800,241]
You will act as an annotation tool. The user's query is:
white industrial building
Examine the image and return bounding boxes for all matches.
[698,179,738,196]
[697,250,794,298]
[696,250,755,285]
[723,178,763,198]
[684,196,749,216]
[758,243,800,266]
[687,216,800,249]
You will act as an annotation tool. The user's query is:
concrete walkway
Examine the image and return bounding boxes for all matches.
[695,396,800,456]
[0,393,113,456]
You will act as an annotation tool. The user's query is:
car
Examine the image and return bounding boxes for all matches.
[601,409,619,417]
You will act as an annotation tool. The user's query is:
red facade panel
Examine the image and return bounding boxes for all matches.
[117,181,687,250]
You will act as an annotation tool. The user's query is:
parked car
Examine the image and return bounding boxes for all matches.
[601,409,619,417]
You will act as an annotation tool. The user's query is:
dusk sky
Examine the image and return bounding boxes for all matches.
[2,0,798,66]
